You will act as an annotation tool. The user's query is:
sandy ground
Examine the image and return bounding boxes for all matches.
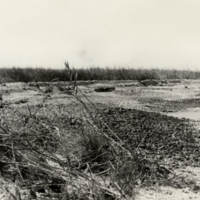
[1,80,200,199]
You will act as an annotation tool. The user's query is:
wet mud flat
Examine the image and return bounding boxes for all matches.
[96,106,200,199]
[97,107,200,168]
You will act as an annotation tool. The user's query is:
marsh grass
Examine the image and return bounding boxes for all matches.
[1,65,200,83]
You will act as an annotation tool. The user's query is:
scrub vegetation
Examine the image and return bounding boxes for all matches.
[0,63,200,83]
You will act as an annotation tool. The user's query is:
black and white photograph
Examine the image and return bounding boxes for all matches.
[0,1,200,199]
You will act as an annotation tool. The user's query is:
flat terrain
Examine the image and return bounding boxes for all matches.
[1,79,200,199]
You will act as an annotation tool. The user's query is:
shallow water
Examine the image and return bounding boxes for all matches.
[165,108,200,121]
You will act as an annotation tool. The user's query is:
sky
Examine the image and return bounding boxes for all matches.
[1,0,200,70]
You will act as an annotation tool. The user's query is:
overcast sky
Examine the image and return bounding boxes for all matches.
[1,0,200,70]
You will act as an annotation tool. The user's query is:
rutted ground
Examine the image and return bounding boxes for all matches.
[1,80,200,199]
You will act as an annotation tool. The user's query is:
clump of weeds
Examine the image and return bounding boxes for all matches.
[0,63,174,200]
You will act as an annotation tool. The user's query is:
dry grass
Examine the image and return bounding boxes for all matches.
[0,86,136,199]
[0,66,186,200]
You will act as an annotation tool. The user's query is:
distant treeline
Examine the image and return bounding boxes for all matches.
[1,66,200,83]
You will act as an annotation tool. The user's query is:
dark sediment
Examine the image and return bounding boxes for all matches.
[97,107,200,168]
